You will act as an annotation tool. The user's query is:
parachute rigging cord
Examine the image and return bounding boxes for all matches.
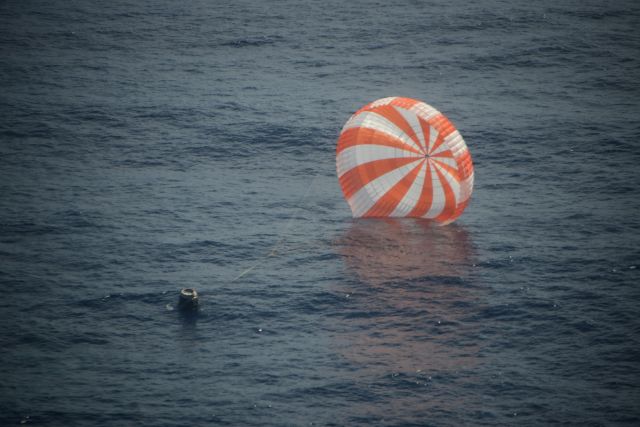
[231,174,321,282]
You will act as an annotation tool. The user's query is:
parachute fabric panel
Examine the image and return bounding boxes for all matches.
[336,97,474,224]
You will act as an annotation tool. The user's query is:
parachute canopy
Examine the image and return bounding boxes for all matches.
[336,97,474,224]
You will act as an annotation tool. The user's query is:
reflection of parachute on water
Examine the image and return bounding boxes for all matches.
[331,220,484,418]
[336,97,474,224]
[337,219,475,286]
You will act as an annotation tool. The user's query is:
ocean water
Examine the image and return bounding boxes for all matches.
[1,0,640,425]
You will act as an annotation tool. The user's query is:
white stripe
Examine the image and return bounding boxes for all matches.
[348,159,422,217]
[453,143,469,158]
[430,135,453,156]
[432,130,466,156]
[423,160,445,219]
[431,159,461,204]
[409,102,440,121]
[342,111,424,154]
[429,156,457,168]
[459,172,474,203]
[390,161,427,217]
[336,145,421,178]
[427,128,439,154]
[393,106,427,153]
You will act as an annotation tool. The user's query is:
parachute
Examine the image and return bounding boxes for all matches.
[336,97,474,224]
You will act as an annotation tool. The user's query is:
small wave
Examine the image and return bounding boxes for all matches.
[220,36,281,48]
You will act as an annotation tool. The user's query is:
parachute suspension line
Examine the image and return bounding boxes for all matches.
[231,174,321,282]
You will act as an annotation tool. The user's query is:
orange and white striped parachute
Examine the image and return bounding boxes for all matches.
[336,97,474,224]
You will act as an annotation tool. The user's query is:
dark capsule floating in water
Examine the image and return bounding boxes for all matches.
[178,288,199,311]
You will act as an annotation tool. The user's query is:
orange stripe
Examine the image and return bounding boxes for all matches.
[389,97,420,110]
[363,160,425,217]
[355,100,386,115]
[427,115,457,155]
[430,149,453,159]
[339,157,422,200]
[408,161,433,217]
[372,105,423,153]
[433,165,457,223]
[429,132,446,156]
[445,198,470,224]
[418,117,431,153]
[337,127,424,156]
[430,158,460,183]
[429,114,457,135]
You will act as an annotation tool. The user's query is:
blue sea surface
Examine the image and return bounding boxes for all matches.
[1,0,640,425]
